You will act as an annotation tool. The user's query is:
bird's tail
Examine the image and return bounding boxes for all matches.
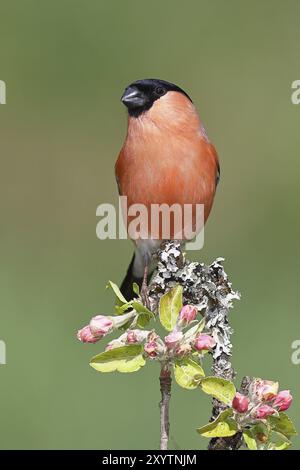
[120,254,153,300]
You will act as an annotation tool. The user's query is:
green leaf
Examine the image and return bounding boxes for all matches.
[107,281,128,304]
[114,302,133,315]
[90,345,145,373]
[267,431,291,450]
[132,301,154,328]
[183,318,205,341]
[197,409,238,438]
[243,422,272,450]
[252,421,270,438]
[132,283,140,295]
[174,358,205,390]
[199,377,236,405]
[268,412,297,438]
[136,314,150,328]
[243,430,258,450]
[132,301,153,316]
[159,285,183,331]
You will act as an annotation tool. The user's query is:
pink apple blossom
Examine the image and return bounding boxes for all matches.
[256,405,275,419]
[252,379,279,401]
[89,315,113,337]
[273,390,293,411]
[127,330,138,344]
[77,326,99,343]
[144,341,159,358]
[164,331,183,349]
[232,392,249,413]
[194,334,216,351]
[179,305,197,324]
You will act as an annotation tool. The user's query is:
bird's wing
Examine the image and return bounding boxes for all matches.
[115,174,122,195]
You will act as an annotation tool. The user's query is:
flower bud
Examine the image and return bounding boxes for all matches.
[89,315,113,337]
[194,334,216,351]
[164,331,183,349]
[77,326,100,343]
[256,405,275,419]
[126,330,138,344]
[144,341,159,358]
[252,379,279,401]
[179,305,197,324]
[232,392,249,413]
[272,390,292,411]
[127,329,149,344]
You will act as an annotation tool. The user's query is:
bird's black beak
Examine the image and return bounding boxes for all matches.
[121,86,147,109]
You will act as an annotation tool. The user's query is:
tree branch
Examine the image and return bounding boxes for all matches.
[159,364,172,450]
[148,241,241,450]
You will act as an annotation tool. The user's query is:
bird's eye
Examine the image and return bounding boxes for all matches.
[155,86,166,96]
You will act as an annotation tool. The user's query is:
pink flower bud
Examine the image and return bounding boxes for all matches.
[179,305,197,324]
[256,405,275,419]
[127,330,138,344]
[252,379,279,401]
[164,331,183,349]
[77,325,99,343]
[89,315,113,337]
[232,392,249,413]
[144,341,158,358]
[194,334,216,351]
[272,390,293,411]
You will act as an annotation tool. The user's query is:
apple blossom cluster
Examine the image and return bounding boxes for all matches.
[197,376,296,450]
[77,243,297,450]
[142,304,215,361]
[232,379,293,420]
[77,303,216,363]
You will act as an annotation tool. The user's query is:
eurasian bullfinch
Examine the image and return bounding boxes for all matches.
[115,79,219,301]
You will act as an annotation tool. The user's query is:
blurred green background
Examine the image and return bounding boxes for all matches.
[0,0,299,450]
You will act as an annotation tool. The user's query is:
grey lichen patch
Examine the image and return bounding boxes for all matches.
[149,241,240,380]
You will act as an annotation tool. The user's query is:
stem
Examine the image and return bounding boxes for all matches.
[159,363,172,450]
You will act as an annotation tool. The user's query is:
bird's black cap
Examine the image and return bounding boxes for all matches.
[121,78,192,117]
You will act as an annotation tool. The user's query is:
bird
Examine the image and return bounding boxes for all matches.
[115,78,220,302]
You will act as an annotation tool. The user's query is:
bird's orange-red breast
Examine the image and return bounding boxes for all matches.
[115,79,219,298]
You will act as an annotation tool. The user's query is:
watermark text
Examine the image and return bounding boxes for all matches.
[291,80,300,105]
[0,80,6,104]
[291,339,300,365]
[0,340,6,365]
[96,197,205,251]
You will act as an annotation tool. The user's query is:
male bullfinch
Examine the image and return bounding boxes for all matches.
[115,79,219,301]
